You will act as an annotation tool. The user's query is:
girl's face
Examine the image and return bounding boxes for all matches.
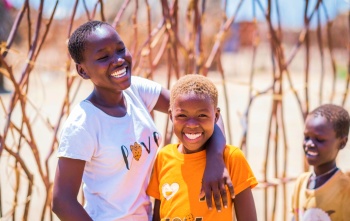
[77,24,132,93]
[169,92,219,154]
[303,114,344,173]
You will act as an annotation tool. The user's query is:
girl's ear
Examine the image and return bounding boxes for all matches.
[340,136,348,149]
[76,64,90,79]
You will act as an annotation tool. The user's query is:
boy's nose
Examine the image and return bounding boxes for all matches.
[186,118,199,128]
[304,139,314,147]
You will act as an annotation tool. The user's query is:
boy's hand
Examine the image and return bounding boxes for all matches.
[200,157,235,211]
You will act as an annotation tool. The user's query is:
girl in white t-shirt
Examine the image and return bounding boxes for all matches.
[52,20,234,221]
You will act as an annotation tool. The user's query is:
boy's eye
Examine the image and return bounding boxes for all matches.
[198,114,207,118]
[316,138,324,142]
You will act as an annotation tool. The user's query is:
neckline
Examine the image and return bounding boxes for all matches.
[83,92,130,118]
[172,144,206,160]
[308,167,339,189]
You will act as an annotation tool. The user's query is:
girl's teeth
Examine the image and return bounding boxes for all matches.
[185,133,201,140]
[111,68,126,77]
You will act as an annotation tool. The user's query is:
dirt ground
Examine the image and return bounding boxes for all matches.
[1,43,349,221]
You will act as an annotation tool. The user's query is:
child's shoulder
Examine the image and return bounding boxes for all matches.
[296,171,312,181]
[344,170,350,178]
[224,144,244,155]
[338,169,350,183]
[158,143,178,155]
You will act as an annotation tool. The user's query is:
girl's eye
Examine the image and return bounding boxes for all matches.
[97,55,108,60]
[118,48,126,53]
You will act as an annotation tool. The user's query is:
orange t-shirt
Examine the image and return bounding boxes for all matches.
[147,144,258,221]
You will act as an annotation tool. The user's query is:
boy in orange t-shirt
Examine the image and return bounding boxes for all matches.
[147,74,258,221]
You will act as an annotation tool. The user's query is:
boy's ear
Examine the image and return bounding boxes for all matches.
[215,107,220,123]
[168,109,173,122]
[76,64,90,79]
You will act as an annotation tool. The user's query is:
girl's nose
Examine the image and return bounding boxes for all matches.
[112,57,125,67]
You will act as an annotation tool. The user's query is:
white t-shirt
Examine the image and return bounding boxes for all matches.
[58,76,162,221]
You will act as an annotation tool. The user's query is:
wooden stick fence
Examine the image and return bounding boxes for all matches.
[0,0,348,220]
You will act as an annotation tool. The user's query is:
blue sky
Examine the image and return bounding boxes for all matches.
[226,0,349,29]
[7,0,98,20]
[7,0,350,29]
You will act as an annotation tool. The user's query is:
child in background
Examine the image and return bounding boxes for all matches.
[147,74,258,221]
[292,104,350,221]
[51,21,234,221]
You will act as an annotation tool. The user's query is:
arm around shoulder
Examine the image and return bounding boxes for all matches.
[153,87,170,113]
[202,114,234,211]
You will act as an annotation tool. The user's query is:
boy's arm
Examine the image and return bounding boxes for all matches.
[202,115,234,211]
[233,188,257,221]
[152,199,161,221]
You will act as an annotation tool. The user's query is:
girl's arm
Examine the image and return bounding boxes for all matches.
[202,115,234,211]
[52,157,93,221]
[233,188,257,221]
[154,87,234,211]
[152,199,161,221]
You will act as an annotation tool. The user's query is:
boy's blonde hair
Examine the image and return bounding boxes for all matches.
[170,74,218,108]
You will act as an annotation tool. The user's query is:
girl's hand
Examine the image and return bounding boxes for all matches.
[200,154,235,211]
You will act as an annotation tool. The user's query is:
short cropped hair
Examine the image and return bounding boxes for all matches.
[68,20,111,63]
[170,74,218,108]
[310,104,350,138]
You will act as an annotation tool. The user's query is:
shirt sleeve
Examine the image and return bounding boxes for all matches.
[146,154,161,199]
[131,76,162,112]
[57,103,96,162]
[225,146,258,196]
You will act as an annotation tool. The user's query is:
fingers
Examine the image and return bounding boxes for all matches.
[218,181,228,209]
[212,184,223,212]
[199,188,205,200]
[226,179,235,199]
[203,184,213,210]
[201,182,224,212]
[200,179,235,212]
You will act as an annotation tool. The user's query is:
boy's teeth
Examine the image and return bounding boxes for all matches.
[185,133,201,140]
[306,150,318,156]
[111,68,126,77]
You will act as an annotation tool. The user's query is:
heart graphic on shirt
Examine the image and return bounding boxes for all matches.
[130,142,142,161]
[162,183,179,200]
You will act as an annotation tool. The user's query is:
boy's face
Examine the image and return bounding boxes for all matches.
[169,92,219,154]
[77,24,132,92]
[303,114,345,170]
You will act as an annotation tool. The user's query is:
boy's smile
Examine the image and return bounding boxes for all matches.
[303,114,342,174]
[170,92,219,154]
